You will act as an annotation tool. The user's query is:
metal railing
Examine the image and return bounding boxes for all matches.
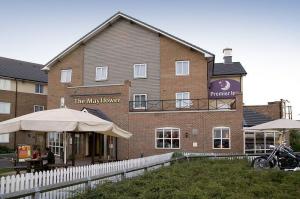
[129,98,236,112]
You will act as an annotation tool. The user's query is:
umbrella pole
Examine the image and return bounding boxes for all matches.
[63,131,67,164]
[91,132,95,164]
[72,133,75,166]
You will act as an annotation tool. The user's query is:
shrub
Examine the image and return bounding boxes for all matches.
[0,146,14,154]
[290,130,300,152]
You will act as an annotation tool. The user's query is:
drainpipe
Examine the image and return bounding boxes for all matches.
[14,79,18,150]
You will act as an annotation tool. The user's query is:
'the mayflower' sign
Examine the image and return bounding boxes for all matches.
[209,79,240,99]
[74,97,120,104]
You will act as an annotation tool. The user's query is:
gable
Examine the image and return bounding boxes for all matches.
[43,12,214,70]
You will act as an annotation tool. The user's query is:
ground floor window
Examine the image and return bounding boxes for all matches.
[156,128,180,149]
[245,131,280,153]
[48,132,63,156]
[213,127,230,149]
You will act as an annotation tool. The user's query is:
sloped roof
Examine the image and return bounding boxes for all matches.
[43,12,214,70]
[0,57,47,83]
[82,107,112,122]
[213,62,247,76]
[243,108,273,127]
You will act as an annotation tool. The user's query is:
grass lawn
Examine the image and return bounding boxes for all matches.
[75,159,300,199]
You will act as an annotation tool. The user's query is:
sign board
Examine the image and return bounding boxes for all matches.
[17,144,32,162]
[74,97,120,104]
[209,79,240,99]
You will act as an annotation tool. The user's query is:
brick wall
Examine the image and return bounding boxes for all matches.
[244,101,282,120]
[160,36,208,100]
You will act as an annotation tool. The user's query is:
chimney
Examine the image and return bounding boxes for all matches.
[223,48,232,64]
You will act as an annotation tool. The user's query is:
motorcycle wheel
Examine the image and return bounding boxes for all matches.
[252,157,272,169]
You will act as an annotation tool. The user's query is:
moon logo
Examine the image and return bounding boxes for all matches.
[219,80,231,91]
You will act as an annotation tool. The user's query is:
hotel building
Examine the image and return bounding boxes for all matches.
[42,12,290,160]
[0,57,48,149]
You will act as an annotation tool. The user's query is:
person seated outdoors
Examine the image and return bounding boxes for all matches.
[32,146,41,159]
[45,147,55,166]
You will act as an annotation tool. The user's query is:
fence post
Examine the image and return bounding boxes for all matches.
[32,187,41,199]
[85,177,92,191]
[121,170,126,181]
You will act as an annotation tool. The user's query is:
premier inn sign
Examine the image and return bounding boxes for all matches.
[209,79,241,99]
[74,97,120,104]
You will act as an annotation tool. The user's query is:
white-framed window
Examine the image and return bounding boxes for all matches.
[133,94,147,109]
[176,92,191,108]
[0,102,10,114]
[60,69,72,83]
[175,60,189,76]
[0,134,9,143]
[35,84,44,94]
[95,66,108,81]
[213,127,230,149]
[133,64,147,78]
[48,132,63,156]
[34,105,44,112]
[0,79,11,90]
[155,128,180,149]
[245,131,280,154]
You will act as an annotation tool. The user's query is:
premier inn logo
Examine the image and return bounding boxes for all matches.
[74,97,120,104]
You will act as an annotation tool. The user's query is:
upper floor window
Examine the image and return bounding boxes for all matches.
[156,128,180,149]
[95,66,108,81]
[133,94,147,109]
[176,92,191,108]
[175,61,189,76]
[34,105,44,112]
[133,64,147,78]
[35,84,44,94]
[213,127,230,149]
[60,69,72,83]
[0,79,11,90]
[0,102,10,114]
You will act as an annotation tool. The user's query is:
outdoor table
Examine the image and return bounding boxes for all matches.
[25,159,44,172]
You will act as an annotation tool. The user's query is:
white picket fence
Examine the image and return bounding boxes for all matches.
[183,152,260,162]
[0,153,173,199]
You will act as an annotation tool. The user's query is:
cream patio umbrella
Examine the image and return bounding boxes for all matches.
[245,118,300,144]
[0,108,132,165]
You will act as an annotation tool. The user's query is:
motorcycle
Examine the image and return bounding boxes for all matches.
[251,143,300,171]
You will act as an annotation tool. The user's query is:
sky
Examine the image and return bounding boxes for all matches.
[0,0,299,119]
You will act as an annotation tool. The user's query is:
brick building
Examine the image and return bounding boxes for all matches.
[0,57,48,149]
[42,12,290,160]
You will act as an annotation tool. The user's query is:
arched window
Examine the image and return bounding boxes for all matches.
[213,127,230,149]
[155,127,180,149]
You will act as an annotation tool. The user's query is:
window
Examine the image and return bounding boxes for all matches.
[60,97,65,108]
[245,132,280,154]
[176,92,191,108]
[156,128,180,149]
[213,127,230,149]
[176,61,189,76]
[0,79,11,90]
[35,84,44,94]
[95,66,108,81]
[60,69,72,83]
[34,105,44,112]
[48,132,63,156]
[0,102,10,114]
[133,64,147,78]
[133,94,147,109]
[0,134,9,143]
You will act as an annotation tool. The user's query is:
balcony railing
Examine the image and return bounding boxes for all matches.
[129,98,236,112]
